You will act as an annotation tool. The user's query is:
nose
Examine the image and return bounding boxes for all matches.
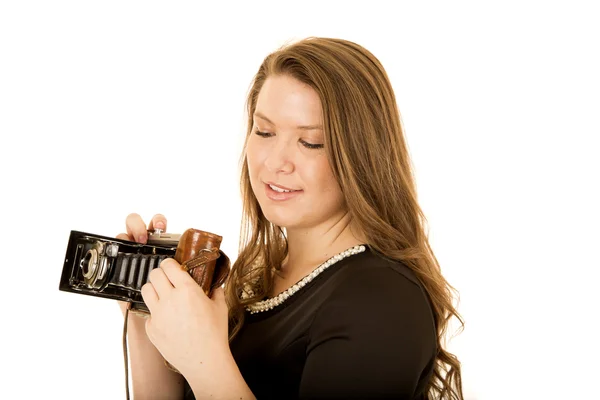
[264,137,295,173]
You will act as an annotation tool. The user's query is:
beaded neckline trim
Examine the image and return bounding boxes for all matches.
[245,244,367,314]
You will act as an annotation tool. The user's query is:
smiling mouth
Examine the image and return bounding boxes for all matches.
[264,183,303,200]
[268,183,301,193]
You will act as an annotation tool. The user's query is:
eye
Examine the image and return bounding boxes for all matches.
[254,129,324,150]
[300,140,324,150]
[254,130,273,138]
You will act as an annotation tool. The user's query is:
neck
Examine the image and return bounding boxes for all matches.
[279,211,366,282]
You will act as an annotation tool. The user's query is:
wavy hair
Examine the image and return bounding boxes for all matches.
[224,37,464,399]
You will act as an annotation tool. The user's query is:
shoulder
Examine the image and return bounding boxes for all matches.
[335,245,424,289]
[304,246,438,386]
[310,246,437,344]
[328,246,432,311]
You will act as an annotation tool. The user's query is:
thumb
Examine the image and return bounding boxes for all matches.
[144,316,154,341]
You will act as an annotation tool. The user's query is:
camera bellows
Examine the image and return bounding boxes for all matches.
[109,253,167,291]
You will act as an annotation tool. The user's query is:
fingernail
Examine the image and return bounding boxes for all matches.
[160,258,173,267]
[155,221,165,230]
[138,234,147,243]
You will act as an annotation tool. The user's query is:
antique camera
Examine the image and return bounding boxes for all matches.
[59,228,230,313]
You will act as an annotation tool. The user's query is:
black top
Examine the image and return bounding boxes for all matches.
[185,245,437,399]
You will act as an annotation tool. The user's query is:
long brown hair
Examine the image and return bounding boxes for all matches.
[225,37,464,399]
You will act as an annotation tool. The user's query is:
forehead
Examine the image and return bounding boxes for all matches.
[255,75,323,125]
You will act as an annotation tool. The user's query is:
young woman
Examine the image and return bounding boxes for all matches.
[118,37,464,400]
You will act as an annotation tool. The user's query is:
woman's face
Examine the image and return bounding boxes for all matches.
[246,75,346,231]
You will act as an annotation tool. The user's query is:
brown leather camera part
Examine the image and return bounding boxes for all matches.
[176,228,230,297]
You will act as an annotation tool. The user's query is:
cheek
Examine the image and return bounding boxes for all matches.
[245,138,261,177]
[309,158,340,195]
[325,178,344,205]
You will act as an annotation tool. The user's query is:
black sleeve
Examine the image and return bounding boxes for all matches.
[298,266,437,399]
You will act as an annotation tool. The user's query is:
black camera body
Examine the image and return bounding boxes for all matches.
[59,230,180,311]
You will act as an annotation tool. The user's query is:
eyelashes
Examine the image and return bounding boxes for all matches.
[254,130,324,150]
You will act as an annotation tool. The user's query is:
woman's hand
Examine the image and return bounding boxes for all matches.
[141,257,231,377]
[117,212,167,244]
[116,213,253,398]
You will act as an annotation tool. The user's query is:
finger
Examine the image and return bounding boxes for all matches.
[116,233,132,241]
[126,213,148,244]
[148,214,168,232]
[141,282,159,311]
[148,266,175,297]
[160,258,195,289]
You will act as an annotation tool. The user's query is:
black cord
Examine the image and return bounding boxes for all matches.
[123,304,131,400]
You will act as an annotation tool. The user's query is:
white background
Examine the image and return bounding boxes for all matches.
[1,1,598,399]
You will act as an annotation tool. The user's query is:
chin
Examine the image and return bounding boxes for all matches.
[261,209,294,229]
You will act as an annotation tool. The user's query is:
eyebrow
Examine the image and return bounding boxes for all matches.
[254,111,323,131]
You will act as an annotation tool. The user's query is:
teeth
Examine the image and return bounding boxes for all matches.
[269,184,294,193]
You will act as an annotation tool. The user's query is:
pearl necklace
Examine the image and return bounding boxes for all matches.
[245,244,366,314]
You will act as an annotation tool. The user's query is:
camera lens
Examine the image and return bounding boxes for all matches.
[81,252,92,276]
[81,242,113,290]
[81,247,98,280]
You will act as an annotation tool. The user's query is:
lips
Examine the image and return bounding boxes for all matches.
[265,181,300,192]
[264,182,303,201]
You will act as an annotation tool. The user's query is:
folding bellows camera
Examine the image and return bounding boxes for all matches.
[59,229,230,313]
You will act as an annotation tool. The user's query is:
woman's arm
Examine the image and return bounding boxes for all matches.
[120,302,186,399]
[184,348,255,400]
